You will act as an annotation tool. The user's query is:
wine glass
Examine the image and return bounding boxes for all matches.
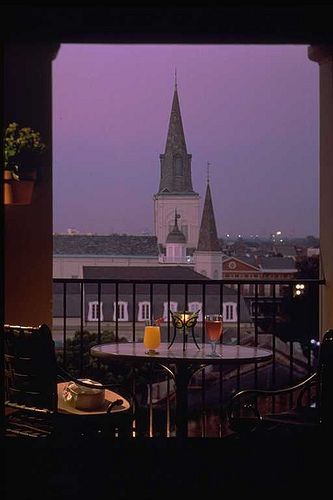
[143,321,161,355]
[205,314,223,357]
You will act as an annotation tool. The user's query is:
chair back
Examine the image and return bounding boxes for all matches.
[4,324,58,412]
[317,328,333,427]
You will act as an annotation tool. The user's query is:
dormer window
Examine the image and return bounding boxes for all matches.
[113,301,128,321]
[88,301,103,322]
[138,301,151,322]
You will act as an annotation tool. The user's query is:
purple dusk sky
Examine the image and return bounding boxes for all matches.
[52,44,319,238]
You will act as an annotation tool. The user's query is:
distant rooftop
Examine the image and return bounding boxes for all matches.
[53,234,159,256]
[258,256,297,271]
[82,265,208,281]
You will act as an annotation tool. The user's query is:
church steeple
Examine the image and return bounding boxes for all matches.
[157,83,196,194]
[154,80,200,249]
[194,171,223,280]
[197,181,221,252]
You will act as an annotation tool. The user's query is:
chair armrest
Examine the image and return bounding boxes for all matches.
[231,372,317,401]
[228,372,317,422]
[5,401,54,415]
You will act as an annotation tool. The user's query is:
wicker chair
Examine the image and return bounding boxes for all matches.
[227,329,333,436]
[4,323,133,438]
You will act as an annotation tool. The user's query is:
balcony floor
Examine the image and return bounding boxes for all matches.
[4,426,328,498]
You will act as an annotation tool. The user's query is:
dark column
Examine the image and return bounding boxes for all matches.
[4,43,60,326]
[308,45,333,334]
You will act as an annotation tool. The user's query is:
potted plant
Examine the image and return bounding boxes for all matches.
[4,122,46,205]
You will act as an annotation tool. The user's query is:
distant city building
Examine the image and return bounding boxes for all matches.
[273,244,297,259]
[222,255,297,294]
[307,247,320,257]
[53,266,251,341]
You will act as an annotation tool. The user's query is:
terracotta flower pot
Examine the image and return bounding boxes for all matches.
[3,169,37,205]
[3,170,13,204]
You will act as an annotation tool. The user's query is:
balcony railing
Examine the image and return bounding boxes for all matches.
[53,277,324,437]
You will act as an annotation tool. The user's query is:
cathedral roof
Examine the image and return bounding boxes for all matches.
[197,183,221,252]
[166,228,187,244]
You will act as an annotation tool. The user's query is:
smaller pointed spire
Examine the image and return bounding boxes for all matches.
[197,183,221,252]
[175,68,178,91]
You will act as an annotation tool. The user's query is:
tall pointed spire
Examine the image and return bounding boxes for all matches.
[157,79,196,194]
[164,83,187,155]
[197,181,221,251]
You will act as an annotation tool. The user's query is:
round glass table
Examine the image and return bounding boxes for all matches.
[90,342,273,437]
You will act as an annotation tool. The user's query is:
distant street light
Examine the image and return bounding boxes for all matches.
[294,283,305,297]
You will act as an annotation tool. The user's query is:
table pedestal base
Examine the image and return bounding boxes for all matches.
[158,362,206,438]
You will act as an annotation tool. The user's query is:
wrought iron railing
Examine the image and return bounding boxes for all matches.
[53,277,324,437]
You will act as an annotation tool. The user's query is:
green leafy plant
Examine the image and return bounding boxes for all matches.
[4,122,46,180]
[56,329,130,383]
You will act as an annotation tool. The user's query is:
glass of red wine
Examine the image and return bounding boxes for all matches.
[205,314,223,357]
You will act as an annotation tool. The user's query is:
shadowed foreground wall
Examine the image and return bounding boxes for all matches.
[308,45,333,334]
[4,44,59,326]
